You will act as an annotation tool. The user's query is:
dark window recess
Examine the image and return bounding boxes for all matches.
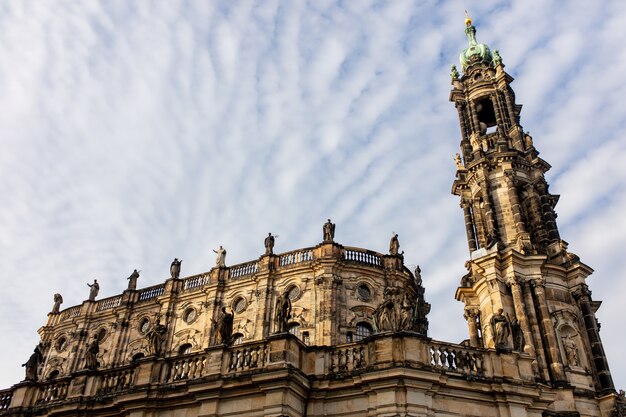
[178,343,192,355]
[475,98,497,133]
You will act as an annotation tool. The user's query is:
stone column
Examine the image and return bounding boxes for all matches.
[469,100,480,135]
[472,197,487,248]
[464,308,480,347]
[504,171,531,251]
[461,199,477,252]
[523,281,550,381]
[479,180,498,243]
[536,181,560,243]
[573,285,615,392]
[503,87,517,128]
[525,184,548,247]
[490,94,503,131]
[531,278,566,384]
[506,277,535,357]
[455,101,473,160]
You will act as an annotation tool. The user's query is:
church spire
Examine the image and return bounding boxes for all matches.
[450,16,615,393]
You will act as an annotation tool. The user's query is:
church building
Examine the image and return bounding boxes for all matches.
[0,16,623,417]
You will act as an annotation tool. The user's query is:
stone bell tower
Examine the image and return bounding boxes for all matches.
[450,14,615,394]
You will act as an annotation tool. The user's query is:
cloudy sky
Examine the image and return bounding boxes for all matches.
[1,0,625,390]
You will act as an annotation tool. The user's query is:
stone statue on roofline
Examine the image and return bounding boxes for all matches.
[170,258,182,279]
[22,343,44,381]
[389,233,400,255]
[323,219,335,243]
[264,233,275,255]
[213,246,226,267]
[127,269,140,290]
[51,293,63,314]
[87,279,99,301]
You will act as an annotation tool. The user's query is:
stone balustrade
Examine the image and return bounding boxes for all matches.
[0,333,537,415]
[229,261,259,279]
[329,343,368,374]
[0,389,12,412]
[181,273,210,292]
[60,306,81,321]
[97,366,136,395]
[96,295,123,312]
[138,284,165,302]
[227,342,267,372]
[343,247,383,268]
[429,341,485,377]
[164,353,209,383]
[35,379,69,404]
[279,248,314,267]
[49,243,394,319]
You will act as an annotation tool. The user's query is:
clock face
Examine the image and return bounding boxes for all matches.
[140,319,151,334]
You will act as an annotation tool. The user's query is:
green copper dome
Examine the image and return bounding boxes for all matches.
[459,17,493,70]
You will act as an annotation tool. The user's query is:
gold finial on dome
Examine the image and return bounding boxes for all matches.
[464,10,473,26]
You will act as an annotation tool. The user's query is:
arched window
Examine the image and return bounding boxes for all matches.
[355,322,372,341]
[178,343,192,355]
[288,323,301,339]
[48,370,60,380]
[232,333,244,345]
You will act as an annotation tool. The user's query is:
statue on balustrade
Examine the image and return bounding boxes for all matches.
[213,246,226,267]
[22,343,44,381]
[84,335,100,370]
[51,293,63,314]
[127,269,140,290]
[147,319,168,356]
[490,308,511,351]
[323,219,335,243]
[274,289,292,333]
[170,258,182,279]
[214,307,234,345]
[389,233,400,255]
[87,279,99,301]
[264,233,275,255]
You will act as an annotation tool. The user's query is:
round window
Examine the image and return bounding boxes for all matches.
[233,297,247,314]
[357,284,371,301]
[139,318,151,334]
[287,285,301,301]
[183,308,197,324]
[55,337,67,353]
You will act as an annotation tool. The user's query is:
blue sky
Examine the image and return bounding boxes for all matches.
[1,0,625,390]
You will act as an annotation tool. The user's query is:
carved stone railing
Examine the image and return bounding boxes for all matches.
[0,388,12,411]
[96,366,136,395]
[227,342,267,373]
[329,342,368,374]
[181,273,210,292]
[279,248,314,267]
[96,295,122,312]
[343,247,383,268]
[428,342,485,376]
[229,261,258,280]
[138,284,165,302]
[61,306,81,321]
[164,353,209,383]
[35,379,70,404]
